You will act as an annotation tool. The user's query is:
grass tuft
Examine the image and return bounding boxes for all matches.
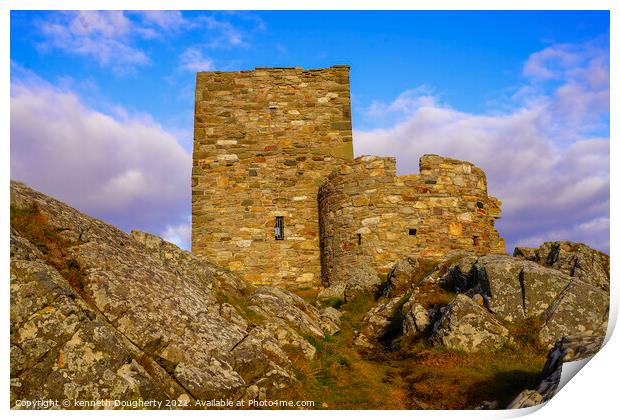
[275,285,548,409]
[273,294,408,409]
[412,282,457,309]
[11,203,88,298]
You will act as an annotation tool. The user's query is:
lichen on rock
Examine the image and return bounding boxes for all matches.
[429,294,510,353]
[9,181,338,408]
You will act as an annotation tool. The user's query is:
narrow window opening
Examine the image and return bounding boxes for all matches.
[409,228,417,236]
[473,235,480,246]
[274,216,284,240]
[357,233,362,245]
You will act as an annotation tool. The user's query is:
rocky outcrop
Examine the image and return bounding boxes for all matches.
[357,246,609,354]
[343,265,383,302]
[10,181,336,408]
[402,301,433,338]
[514,241,610,292]
[318,263,382,304]
[354,296,402,349]
[319,307,342,335]
[249,286,335,339]
[436,253,478,291]
[384,257,420,297]
[316,282,346,304]
[11,236,171,405]
[507,335,605,408]
[437,254,609,345]
[538,280,609,345]
[413,251,470,285]
[429,295,510,353]
[399,282,446,338]
[246,286,340,359]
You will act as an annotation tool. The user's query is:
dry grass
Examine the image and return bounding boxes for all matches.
[411,282,457,309]
[11,204,87,297]
[295,287,321,306]
[11,203,547,410]
[274,281,548,410]
[272,294,410,409]
[505,317,547,352]
[415,258,443,282]
[391,335,547,409]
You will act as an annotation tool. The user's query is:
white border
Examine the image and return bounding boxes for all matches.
[2,1,616,419]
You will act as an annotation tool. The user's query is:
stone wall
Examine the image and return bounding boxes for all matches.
[318,155,505,286]
[192,65,353,288]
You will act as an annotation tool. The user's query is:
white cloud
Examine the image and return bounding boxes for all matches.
[523,44,581,80]
[355,39,609,254]
[69,10,132,37]
[34,11,254,73]
[522,38,607,82]
[179,48,215,72]
[128,11,191,40]
[366,86,438,119]
[161,219,192,250]
[518,38,609,141]
[198,15,247,48]
[100,169,148,210]
[137,11,187,31]
[37,11,150,72]
[10,75,191,235]
[516,217,609,253]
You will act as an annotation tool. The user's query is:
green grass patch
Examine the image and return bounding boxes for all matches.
[213,288,265,326]
[279,284,548,409]
[412,282,457,309]
[272,294,409,409]
[295,287,321,305]
[322,297,344,309]
[504,317,546,351]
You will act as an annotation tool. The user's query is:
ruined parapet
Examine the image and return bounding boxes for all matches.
[192,64,505,290]
[318,154,505,287]
[192,66,353,287]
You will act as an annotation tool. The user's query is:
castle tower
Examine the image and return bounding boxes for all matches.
[192,65,353,287]
[318,154,505,286]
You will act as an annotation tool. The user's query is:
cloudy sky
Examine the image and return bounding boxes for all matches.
[10,10,610,253]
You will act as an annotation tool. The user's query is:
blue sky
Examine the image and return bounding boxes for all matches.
[10,10,610,253]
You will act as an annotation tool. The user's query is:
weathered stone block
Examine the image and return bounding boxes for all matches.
[449,222,463,236]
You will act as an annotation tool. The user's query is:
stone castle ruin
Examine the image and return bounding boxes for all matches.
[192,65,505,288]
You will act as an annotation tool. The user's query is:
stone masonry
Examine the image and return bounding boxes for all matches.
[192,65,505,289]
[192,66,353,287]
[318,155,505,286]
